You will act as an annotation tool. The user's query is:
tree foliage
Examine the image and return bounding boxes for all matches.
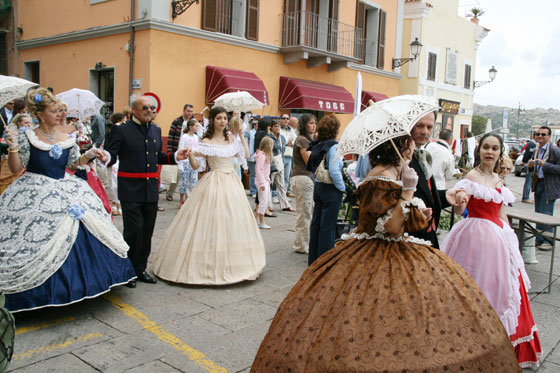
[471,115,487,135]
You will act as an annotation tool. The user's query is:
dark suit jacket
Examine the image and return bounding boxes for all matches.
[105,118,176,203]
[521,141,536,164]
[410,155,450,249]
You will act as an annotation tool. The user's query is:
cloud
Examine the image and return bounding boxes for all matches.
[478,32,511,68]
[539,26,560,77]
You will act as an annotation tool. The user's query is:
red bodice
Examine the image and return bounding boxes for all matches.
[466,189,503,228]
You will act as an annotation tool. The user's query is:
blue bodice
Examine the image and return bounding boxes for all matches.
[26,144,70,179]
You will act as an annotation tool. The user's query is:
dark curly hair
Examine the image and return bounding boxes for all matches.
[475,133,504,173]
[203,106,229,141]
[316,115,340,141]
[369,134,413,168]
[298,114,316,141]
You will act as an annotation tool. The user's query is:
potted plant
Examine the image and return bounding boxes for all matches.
[468,7,484,24]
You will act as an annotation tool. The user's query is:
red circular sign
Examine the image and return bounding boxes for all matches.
[143,92,161,113]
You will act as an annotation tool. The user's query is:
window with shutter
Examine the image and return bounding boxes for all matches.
[355,1,366,61]
[376,10,386,69]
[464,64,472,89]
[246,0,259,41]
[427,52,437,81]
[283,0,300,46]
[202,0,219,32]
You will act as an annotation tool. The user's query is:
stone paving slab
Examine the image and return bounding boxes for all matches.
[161,314,232,346]
[528,301,560,358]
[9,316,122,371]
[73,329,171,372]
[124,360,183,373]
[197,298,277,332]
[10,353,99,373]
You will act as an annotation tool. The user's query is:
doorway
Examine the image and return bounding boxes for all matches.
[89,68,114,119]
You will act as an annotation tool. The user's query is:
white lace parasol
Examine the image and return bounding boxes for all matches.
[0,75,37,109]
[337,95,439,157]
[56,88,105,120]
[213,91,265,112]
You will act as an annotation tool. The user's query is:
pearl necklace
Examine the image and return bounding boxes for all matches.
[37,127,57,143]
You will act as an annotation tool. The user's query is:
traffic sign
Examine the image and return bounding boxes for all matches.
[143,92,161,113]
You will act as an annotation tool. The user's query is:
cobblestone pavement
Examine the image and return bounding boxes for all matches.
[6,174,560,372]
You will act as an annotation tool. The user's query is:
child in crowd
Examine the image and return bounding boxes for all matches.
[229,116,244,180]
[254,137,274,229]
[178,119,200,206]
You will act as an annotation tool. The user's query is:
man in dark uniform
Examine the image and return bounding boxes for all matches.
[105,96,189,287]
[409,111,456,249]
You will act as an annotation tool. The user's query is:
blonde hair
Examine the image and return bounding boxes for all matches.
[259,136,274,163]
[25,87,59,118]
[229,116,242,134]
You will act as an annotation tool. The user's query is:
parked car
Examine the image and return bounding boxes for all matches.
[507,143,523,160]
[514,151,526,176]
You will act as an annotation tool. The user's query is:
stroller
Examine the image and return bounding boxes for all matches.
[335,163,359,240]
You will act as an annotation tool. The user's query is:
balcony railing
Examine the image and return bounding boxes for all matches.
[282,11,363,61]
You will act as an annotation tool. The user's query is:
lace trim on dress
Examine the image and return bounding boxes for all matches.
[340,231,432,246]
[362,175,403,186]
[400,197,427,221]
[193,139,244,158]
[25,129,76,150]
[454,179,515,204]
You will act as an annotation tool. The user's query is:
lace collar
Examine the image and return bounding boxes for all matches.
[25,129,76,151]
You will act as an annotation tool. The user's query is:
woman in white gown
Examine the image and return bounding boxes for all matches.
[153,106,266,285]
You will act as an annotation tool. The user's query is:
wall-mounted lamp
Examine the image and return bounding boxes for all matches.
[473,66,497,88]
[171,0,200,20]
[392,38,423,70]
[95,62,106,70]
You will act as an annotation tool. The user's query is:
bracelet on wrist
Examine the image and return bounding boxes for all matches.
[7,147,19,153]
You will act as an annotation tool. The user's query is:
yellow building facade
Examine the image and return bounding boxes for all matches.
[14,0,410,135]
[398,0,489,141]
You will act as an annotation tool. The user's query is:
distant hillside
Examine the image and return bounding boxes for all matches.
[473,104,560,138]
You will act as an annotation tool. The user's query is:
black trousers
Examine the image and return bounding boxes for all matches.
[121,201,158,275]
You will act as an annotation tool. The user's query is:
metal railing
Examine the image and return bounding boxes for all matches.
[282,11,363,60]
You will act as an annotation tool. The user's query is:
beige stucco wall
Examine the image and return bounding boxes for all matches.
[400,0,480,139]
[19,0,135,41]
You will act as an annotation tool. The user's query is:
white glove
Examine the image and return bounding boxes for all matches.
[5,129,18,149]
[84,146,98,159]
[401,160,418,191]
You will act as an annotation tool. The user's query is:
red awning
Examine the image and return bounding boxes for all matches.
[361,90,389,111]
[278,77,354,113]
[206,66,268,106]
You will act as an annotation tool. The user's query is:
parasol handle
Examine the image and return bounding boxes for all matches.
[0,115,7,131]
[389,138,406,164]
[368,99,374,107]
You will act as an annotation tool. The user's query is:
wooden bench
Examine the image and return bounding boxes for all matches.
[505,206,560,294]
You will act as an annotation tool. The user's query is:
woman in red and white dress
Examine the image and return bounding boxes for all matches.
[442,133,542,369]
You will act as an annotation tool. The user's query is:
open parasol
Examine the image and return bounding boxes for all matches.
[56,88,105,121]
[213,91,265,112]
[337,95,439,159]
[0,75,38,126]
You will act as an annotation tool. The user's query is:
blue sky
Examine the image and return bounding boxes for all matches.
[459,0,560,110]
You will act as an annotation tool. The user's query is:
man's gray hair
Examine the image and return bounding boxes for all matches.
[130,95,150,108]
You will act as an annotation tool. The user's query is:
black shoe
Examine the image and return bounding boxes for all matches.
[137,271,157,284]
[125,280,137,288]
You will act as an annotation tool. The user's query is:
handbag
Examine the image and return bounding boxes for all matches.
[160,165,178,184]
[315,153,333,184]
[269,158,279,174]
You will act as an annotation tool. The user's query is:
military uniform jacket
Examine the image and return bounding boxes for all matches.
[105,117,176,203]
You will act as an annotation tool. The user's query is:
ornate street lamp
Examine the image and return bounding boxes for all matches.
[172,0,200,20]
[392,38,423,70]
[473,66,497,88]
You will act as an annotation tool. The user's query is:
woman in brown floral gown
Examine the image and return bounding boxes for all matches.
[252,134,519,372]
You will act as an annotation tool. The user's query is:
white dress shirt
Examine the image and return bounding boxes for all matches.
[425,139,456,189]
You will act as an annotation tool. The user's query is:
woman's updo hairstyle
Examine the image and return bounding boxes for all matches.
[368,134,412,168]
[203,106,229,141]
[25,87,59,117]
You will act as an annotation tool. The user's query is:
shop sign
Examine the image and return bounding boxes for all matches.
[318,100,345,111]
[439,99,460,114]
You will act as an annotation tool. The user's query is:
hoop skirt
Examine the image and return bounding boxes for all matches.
[0,131,135,312]
[153,140,265,285]
[252,177,519,372]
[442,179,542,368]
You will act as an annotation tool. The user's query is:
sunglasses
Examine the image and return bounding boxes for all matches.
[535,133,549,136]
[140,105,157,111]
[281,117,289,120]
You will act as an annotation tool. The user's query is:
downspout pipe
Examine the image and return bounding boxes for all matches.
[128,0,135,102]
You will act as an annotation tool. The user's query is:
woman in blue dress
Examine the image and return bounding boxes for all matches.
[0,87,135,312]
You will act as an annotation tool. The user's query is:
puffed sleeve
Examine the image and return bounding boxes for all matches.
[17,132,30,168]
[401,198,429,233]
[66,143,80,168]
[355,178,402,234]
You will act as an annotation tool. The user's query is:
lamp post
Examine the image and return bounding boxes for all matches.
[392,38,423,70]
[515,102,525,138]
[473,66,497,88]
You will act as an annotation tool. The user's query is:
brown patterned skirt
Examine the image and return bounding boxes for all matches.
[252,237,519,372]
